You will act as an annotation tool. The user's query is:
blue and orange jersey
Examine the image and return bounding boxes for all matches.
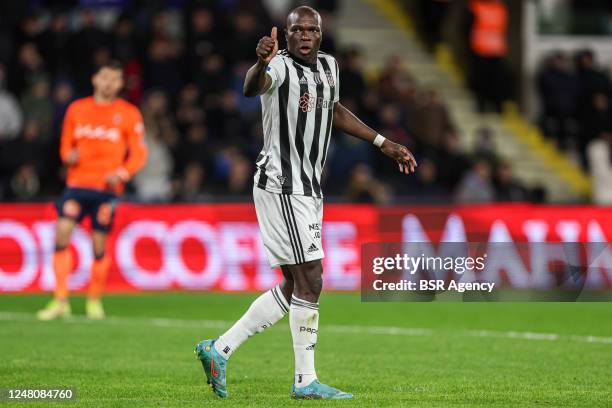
[60,96,147,194]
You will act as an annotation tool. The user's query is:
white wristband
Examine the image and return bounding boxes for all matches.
[373,134,386,148]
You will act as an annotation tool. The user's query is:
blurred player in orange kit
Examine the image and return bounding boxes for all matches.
[37,61,147,320]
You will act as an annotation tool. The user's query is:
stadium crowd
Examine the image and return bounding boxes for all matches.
[0,0,538,204]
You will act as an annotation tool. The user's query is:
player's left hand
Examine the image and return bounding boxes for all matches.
[380,140,417,174]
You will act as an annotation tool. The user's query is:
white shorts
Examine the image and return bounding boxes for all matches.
[253,186,324,268]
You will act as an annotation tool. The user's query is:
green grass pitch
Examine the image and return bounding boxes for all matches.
[1,293,611,407]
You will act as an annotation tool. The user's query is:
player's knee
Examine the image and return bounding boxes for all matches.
[292,260,323,300]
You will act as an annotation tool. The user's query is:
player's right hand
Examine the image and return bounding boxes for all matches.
[256,27,278,64]
[66,148,79,166]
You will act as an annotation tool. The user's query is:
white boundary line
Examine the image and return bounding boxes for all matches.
[1,311,611,345]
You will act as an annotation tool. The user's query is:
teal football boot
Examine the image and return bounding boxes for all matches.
[291,379,353,400]
[194,339,228,398]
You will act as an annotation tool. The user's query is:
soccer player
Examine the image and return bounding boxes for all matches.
[195,6,416,400]
[37,61,147,321]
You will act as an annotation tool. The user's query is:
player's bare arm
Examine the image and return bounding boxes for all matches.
[243,27,278,97]
[333,102,417,174]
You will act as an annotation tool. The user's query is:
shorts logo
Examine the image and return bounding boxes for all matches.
[96,203,112,226]
[308,223,320,231]
[306,243,318,254]
[299,92,315,112]
[306,343,316,350]
[63,199,81,218]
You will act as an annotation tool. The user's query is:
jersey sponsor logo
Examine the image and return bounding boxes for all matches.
[74,124,121,142]
[306,243,319,254]
[299,92,315,112]
[299,92,333,113]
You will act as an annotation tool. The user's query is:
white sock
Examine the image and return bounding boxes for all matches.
[290,295,319,388]
[214,284,289,359]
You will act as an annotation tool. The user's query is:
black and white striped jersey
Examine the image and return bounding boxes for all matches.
[254,49,340,198]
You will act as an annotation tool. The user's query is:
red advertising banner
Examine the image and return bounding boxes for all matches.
[0,203,610,293]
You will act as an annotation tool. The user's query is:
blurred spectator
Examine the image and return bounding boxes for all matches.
[2,119,46,200]
[436,132,470,192]
[339,47,366,104]
[176,162,206,202]
[575,49,611,112]
[51,80,75,135]
[378,55,417,103]
[344,163,390,204]
[141,89,179,146]
[537,52,579,149]
[0,64,23,141]
[494,160,529,202]
[134,128,174,202]
[186,7,217,76]
[473,126,498,164]
[10,42,48,97]
[465,0,510,113]
[405,157,447,201]
[145,37,183,98]
[455,158,494,203]
[10,163,40,200]
[40,11,72,77]
[587,131,612,205]
[417,0,451,51]
[224,151,253,196]
[578,92,612,167]
[406,88,455,150]
[20,78,53,141]
[72,10,111,93]
[114,14,144,104]
[176,83,205,132]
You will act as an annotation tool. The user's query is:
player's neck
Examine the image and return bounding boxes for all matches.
[287,49,317,67]
[93,94,117,105]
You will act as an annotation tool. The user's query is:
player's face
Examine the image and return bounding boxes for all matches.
[286,12,322,63]
[92,67,123,100]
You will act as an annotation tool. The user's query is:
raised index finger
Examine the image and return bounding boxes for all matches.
[271,26,277,40]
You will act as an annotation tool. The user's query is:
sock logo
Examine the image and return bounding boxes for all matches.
[306,343,316,350]
[300,326,318,334]
[306,243,318,254]
[223,346,231,354]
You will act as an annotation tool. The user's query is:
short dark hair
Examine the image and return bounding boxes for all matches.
[95,60,123,74]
